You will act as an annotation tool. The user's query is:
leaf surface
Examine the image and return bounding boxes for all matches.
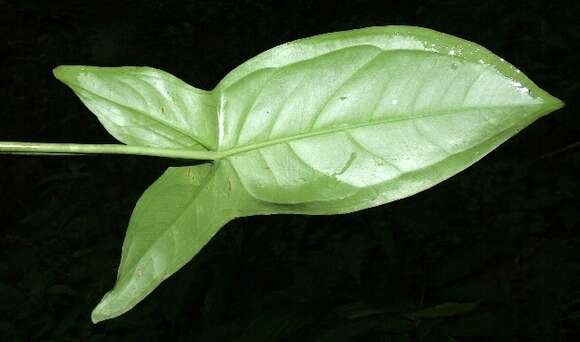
[91,161,259,323]
[216,26,562,212]
[53,66,216,149]
[57,26,563,322]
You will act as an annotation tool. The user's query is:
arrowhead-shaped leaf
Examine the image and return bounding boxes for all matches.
[54,26,563,322]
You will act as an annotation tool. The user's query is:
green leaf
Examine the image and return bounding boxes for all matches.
[216,26,563,211]
[53,66,217,150]
[91,161,260,322]
[52,26,563,322]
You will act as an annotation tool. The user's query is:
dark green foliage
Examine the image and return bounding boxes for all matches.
[1,0,578,340]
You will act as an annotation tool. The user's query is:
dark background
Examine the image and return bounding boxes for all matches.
[1,0,579,341]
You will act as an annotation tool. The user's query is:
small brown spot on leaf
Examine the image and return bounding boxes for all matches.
[187,167,192,177]
[136,269,144,278]
[161,106,165,113]
[227,176,232,193]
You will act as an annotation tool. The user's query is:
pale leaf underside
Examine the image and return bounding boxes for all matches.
[49,26,563,323]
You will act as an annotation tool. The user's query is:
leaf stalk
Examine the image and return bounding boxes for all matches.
[0,141,218,160]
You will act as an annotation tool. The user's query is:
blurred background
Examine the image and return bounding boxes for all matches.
[1,0,579,341]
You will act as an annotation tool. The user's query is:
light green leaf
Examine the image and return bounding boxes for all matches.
[52,26,562,322]
[53,66,216,150]
[217,26,563,212]
[91,160,260,323]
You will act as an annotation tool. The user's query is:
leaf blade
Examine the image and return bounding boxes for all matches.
[216,26,563,209]
[91,161,258,323]
[54,66,217,149]
[88,26,565,322]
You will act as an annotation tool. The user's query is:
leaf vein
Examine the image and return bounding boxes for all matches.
[234,69,279,146]
[345,131,403,173]
[72,85,206,148]
[219,104,539,158]
[309,50,384,130]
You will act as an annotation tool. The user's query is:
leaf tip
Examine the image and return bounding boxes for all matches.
[552,96,565,111]
[90,290,126,324]
[90,304,107,324]
[52,65,70,81]
[541,94,565,120]
[90,293,115,324]
[52,65,87,85]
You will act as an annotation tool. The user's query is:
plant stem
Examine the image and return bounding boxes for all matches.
[0,141,218,160]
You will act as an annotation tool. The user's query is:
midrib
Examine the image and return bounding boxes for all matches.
[216,103,542,159]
